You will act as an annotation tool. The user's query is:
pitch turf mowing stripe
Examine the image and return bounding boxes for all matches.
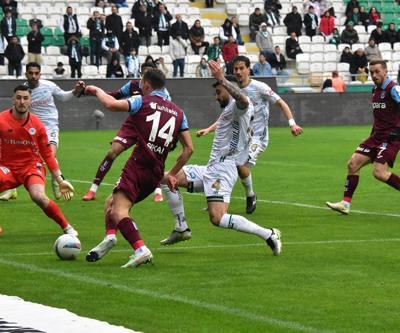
[69,178,400,218]
[0,258,333,333]
[2,238,400,257]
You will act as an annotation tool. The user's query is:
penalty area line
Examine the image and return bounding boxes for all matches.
[69,178,400,218]
[0,258,332,333]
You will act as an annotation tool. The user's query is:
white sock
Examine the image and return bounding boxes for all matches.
[154,187,162,195]
[161,184,189,232]
[219,214,272,240]
[90,184,99,192]
[241,175,254,196]
[105,234,116,242]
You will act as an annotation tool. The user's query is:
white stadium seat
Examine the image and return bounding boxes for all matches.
[379,43,392,51]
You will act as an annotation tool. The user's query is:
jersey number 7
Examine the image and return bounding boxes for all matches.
[146,111,176,147]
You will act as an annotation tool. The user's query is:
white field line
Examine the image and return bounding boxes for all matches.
[2,238,400,258]
[69,179,400,218]
[0,258,333,333]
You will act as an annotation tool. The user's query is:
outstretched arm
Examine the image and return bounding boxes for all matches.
[208,60,249,110]
[196,120,218,137]
[275,99,303,136]
[85,85,129,112]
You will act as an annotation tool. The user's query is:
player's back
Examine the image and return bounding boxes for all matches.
[0,110,46,169]
[126,94,188,168]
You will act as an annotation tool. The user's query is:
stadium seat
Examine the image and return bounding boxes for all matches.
[82,65,99,77]
[351,43,365,52]
[392,52,400,62]
[98,65,107,77]
[393,43,400,52]
[367,25,377,34]
[46,46,61,56]
[337,62,350,72]
[296,53,310,62]
[324,52,338,62]
[148,45,162,55]
[323,62,337,72]
[310,52,324,62]
[337,43,350,52]
[310,62,323,72]
[138,46,148,55]
[312,35,325,43]
[324,44,338,52]
[381,51,392,61]
[310,44,324,53]
[298,35,311,44]
[379,42,392,51]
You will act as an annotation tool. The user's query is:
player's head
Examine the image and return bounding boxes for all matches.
[232,56,251,85]
[141,62,156,77]
[369,60,388,86]
[12,85,31,116]
[141,68,166,95]
[25,62,41,88]
[212,76,238,108]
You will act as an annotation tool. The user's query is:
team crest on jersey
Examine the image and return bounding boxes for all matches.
[149,102,157,109]
[380,91,386,99]
[251,144,258,152]
[211,179,221,193]
[29,128,36,135]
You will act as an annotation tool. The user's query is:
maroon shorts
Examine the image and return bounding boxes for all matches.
[113,157,163,204]
[112,123,138,149]
[355,136,400,168]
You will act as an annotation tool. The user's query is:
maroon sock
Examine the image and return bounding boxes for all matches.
[105,211,117,236]
[118,217,144,250]
[343,175,359,202]
[386,173,400,190]
[93,156,114,186]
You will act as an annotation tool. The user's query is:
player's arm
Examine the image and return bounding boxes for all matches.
[37,126,74,200]
[52,81,86,101]
[106,81,140,99]
[209,60,249,110]
[388,85,400,142]
[85,85,130,112]
[166,130,194,190]
[275,99,303,137]
[196,120,218,137]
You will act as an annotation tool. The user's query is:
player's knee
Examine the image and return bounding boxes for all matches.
[373,168,388,182]
[347,159,358,173]
[208,211,222,226]
[30,191,48,207]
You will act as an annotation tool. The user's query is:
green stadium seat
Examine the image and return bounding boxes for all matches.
[80,37,89,47]
[16,26,30,36]
[54,27,63,37]
[42,36,53,47]
[41,27,53,37]
[16,18,28,27]
[51,36,65,46]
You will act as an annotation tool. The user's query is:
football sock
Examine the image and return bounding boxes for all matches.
[43,200,69,229]
[105,211,117,236]
[241,175,255,197]
[219,213,272,240]
[386,173,400,190]
[161,184,189,232]
[343,175,359,203]
[118,217,144,250]
[154,187,162,196]
[89,184,99,193]
[93,156,115,186]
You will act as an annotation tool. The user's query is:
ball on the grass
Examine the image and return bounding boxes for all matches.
[54,234,81,260]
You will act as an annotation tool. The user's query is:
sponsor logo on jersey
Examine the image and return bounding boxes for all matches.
[29,128,36,135]
[147,142,165,154]
[356,146,371,153]
[0,166,10,174]
[211,179,221,194]
[372,102,386,109]
[114,136,128,144]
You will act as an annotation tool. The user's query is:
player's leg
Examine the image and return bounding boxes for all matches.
[372,143,400,190]
[109,191,152,268]
[86,194,118,262]
[46,129,63,200]
[160,166,204,245]
[83,141,127,201]
[26,176,78,236]
[326,152,371,214]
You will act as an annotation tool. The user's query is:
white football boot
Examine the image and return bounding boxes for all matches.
[121,246,153,268]
[86,236,117,262]
[326,200,350,215]
[160,228,192,245]
[266,228,282,256]
[63,225,79,237]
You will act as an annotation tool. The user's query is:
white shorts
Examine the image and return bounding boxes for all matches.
[247,132,269,167]
[183,162,237,203]
[46,127,59,147]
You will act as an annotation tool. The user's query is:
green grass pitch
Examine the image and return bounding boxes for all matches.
[1,126,400,333]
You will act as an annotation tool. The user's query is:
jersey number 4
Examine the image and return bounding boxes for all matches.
[146,111,175,147]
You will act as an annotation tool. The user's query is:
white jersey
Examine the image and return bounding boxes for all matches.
[208,97,253,166]
[242,79,281,138]
[28,80,75,129]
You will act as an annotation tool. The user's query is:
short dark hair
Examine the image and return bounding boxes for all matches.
[232,55,251,68]
[26,62,41,72]
[141,62,155,71]
[14,85,31,94]
[212,75,238,88]
[369,59,387,69]
[143,68,166,90]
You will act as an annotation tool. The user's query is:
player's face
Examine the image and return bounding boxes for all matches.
[370,64,387,86]
[25,67,41,87]
[13,90,31,115]
[141,80,152,96]
[233,61,250,85]
[215,85,230,108]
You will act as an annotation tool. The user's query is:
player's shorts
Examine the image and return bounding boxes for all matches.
[247,132,268,167]
[46,127,59,147]
[183,162,237,203]
[113,158,163,204]
[112,123,138,149]
[355,136,400,168]
[0,163,46,192]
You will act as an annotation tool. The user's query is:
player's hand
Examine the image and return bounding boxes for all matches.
[59,180,75,201]
[166,174,178,192]
[74,81,86,96]
[209,60,224,82]
[196,128,210,137]
[84,85,98,96]
[290,124,303,136]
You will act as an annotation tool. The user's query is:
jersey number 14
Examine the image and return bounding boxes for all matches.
[146,111,175,147]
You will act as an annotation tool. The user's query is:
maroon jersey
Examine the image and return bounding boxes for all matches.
[124,92,189,169]
[371,80,400,144]
[107,80,142,99]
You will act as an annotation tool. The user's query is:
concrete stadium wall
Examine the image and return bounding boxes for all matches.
[0,78,372,130]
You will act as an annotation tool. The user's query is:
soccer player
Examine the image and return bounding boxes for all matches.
[326,60,400,214]
[82,63,169,202]
[160,60,281,255]
[0,62,85,201]
[0,85,77,236]
[196,56,303,214]
[84,68,193,268]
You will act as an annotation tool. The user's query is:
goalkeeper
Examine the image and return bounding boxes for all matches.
[0,85,77,236]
